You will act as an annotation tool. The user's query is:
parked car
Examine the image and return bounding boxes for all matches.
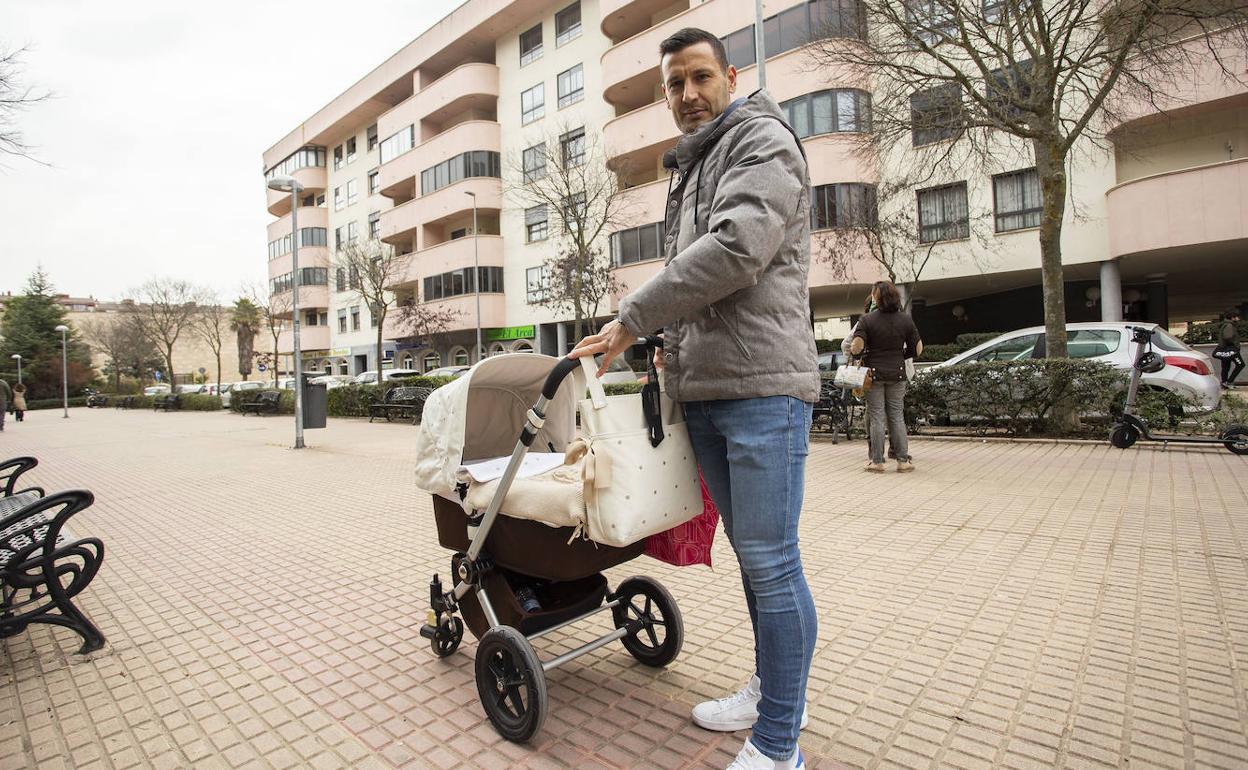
[220,381,264,407]
[423,366,472,379]
[144,385,171,397]
[352,369,422,385]
[176,384,206,394]
[598,355,644,385]
[309,374,355,390]
[817,351,848,375]
[925,322,1221,410]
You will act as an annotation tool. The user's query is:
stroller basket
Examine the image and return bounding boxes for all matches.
[416,351,685,743]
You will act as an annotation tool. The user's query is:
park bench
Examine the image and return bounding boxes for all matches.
[114,396,134,410]
[368,386,432,425]
[240,391,281,416]
[153,394,181,412]
[1,456,44,499]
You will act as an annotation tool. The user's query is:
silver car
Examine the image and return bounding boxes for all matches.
[926,322,1221,410]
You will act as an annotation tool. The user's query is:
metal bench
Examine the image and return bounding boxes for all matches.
[153,394,181,412]
[368,386,432,425]
[0,489,106,654]
[240,390,281,416]
[1,456,44,499]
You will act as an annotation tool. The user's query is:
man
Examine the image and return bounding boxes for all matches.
[1215,308,1244,389]
[571,27,819,770]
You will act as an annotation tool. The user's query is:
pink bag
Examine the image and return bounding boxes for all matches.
[645,475,719,567]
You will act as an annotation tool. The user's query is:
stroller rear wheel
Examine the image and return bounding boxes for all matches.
[611,576,684,668]
[1222,423,1248,455]
[475,626,547,742]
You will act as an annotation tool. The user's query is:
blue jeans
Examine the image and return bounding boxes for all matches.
[684,396,818,761]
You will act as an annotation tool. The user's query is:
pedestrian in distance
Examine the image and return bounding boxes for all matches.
[0,378,10,432]
[12,383,27,422]
[1213,308,1244,389]
[851,281,923,473]
[570,26,818,770]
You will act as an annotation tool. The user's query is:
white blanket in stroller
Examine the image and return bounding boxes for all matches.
[455,451,587,530]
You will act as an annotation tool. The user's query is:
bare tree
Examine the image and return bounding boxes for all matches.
[259,288,291,386]
[131,278,203,386]
[82,312,159,391]
[508,123,634,339]
[192,296,230,389]
[806,0,1246,357]
[0,45,51,164]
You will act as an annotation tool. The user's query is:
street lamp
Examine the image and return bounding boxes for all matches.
[54,325,69,418]
[267,174,306,449]
[465,190,483,363]
[9,354,20,384]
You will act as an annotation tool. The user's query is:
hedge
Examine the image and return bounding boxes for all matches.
[24,397,90,410]
[1183,319,1248,345]
[180,394,222,411]
[228,389,296,415]
[326,377,455,417]
[916,331,1008,362]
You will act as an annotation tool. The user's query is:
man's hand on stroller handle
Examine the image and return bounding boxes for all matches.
[569,319,637,378]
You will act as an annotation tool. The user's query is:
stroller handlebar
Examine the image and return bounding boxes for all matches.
[540,337,660,400]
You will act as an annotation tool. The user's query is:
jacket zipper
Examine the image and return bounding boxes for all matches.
[709,306,752,360]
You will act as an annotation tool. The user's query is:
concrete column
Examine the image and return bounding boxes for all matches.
[1147,274,1169,329]
[556,322,568,357]
[1099,260,1123,322]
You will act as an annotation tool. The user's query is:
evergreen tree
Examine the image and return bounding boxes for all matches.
[0,268,95,399]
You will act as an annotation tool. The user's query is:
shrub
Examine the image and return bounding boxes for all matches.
[906,359,1124,435]
[954,332,1005,349]
[180,394,222,411]
[228,389,295,414]
[325,377,455,418]
[25,397,90,410]
[815,339,835,353]
[604,382,644,396]
[916,343,960,363]
[1183,319,1248,345]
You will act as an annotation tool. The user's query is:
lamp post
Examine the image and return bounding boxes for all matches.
[465,190,483,363]
[9,354,20,384]
[754,0,766,88]
[54,325,69,418]
[266,174,306,449]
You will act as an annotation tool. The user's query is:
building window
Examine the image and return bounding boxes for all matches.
[917,182,969,243]
[609,222,665,266]
[561,191,587,229]
[810,0,866,39]
[338,311,347,333]
[560,127,585,167]
[333,186,344,211]
[419,151,501,195]
[319,311,328,326]
[349,267,360,289]
[422,267,505,301]
[346,137,357,165]
[268,228,328,259]
[520,23,543,66]
[347,221,358,242]
[333,144,344,170]
[351,306,361,331]
[346,178,358,207]
[370,304,379,328]
[422,351,440,372]
[380,125,414,164]
[993,168,1042,232]
[268,268,328,296]
[557,64,584,108]
[906,0,956,45]
[368,211,381,239]
[526,266,549,303]
[910,84,963,146]
[720,27,756,70]
[810,184,877,230]
[525,205,549,243]
[366,124,378,152]
[305,310,318,326]
[521,83,545,125]
[368,169,379,194]
[452,348,469,366]
[780,90,872,138]
[265,146,326,181]
[986,61,1033,121]
[763,2,812,56]
[555,2,581,46]
[336,268,346,292]
[522,143,547,183]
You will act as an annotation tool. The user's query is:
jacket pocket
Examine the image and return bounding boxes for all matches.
[709,305,752,360]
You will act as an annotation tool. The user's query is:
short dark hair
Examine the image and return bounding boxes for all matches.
[659,27,729,72]
[873,281,903,313]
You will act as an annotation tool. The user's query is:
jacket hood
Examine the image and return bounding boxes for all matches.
[663,89,787,173]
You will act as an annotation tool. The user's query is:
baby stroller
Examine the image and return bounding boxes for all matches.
[413,351,685,742]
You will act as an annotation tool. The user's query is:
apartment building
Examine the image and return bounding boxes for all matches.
[262,0,1248,375]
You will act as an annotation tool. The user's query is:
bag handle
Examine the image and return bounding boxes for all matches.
[578,356,608,409]
[642,336,664,447]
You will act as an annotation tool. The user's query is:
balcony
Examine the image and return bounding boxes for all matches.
[278,325,331,354]
[379,177,502,245]
[377,63,499,140]
[386,235,504,290]
[266,165,328,217]
[1107,158,1248,258]
[378,120,501,200]
[267,247,331,281]
[382,294,507,338]
[266,205,328,244]
[601,0,689,43]
[270,284,330,313]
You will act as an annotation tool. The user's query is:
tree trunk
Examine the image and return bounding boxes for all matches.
[215,352,221,392]
[164,348,175,389]
[1033,137,1069,359]
[272,336,279,386]
[376,316,385,392]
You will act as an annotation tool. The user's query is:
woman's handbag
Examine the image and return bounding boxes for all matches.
[574,353,703,548]
[834,361,872,390]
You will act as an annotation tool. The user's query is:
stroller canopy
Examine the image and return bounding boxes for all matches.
[414,354,580,495]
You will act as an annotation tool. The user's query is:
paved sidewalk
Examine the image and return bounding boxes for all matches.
[1,409,1246,769]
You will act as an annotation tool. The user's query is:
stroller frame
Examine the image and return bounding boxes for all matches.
[419,352,684,743]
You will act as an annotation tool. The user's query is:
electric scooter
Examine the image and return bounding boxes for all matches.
[1109,326,1248,455]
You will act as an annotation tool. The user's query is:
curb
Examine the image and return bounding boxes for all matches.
[811,430,1236,454]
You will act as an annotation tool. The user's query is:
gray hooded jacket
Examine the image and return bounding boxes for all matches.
[617,90,819,403]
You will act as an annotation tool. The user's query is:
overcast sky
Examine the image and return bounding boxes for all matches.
[1,0,461,302]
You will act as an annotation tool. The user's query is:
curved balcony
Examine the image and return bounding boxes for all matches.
[266,205,328,244]
[267,247,331,281]
[266,165,328,217]
[378,120,500,200]
[383,294,507,338]
[278,325,331,355]
[1107,158,1248,258]
[378,63,500,140]
[601,0,688,42]
[386,235,504,290]
[269,285,331,322]
[380,177,502,245]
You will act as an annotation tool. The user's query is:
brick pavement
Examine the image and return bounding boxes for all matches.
[1,408,1246,769]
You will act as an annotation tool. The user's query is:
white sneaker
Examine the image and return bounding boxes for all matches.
[726,738,805,770]
[692,675,809,732]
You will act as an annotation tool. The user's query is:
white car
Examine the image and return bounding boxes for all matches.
[598,355,643,385]
[176,384,206,395]
[423,366,472,379]
[926,322,1221,410]
[352,369,421,385]
[309,374,355,390]
[220,381,264,407]
[144,385,171,396]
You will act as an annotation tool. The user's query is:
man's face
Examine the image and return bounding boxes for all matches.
[661,42,736,134]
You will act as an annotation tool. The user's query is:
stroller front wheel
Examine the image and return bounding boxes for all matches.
[475,626,547,742]
[431,616,464,658]
[611,576,684,668]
